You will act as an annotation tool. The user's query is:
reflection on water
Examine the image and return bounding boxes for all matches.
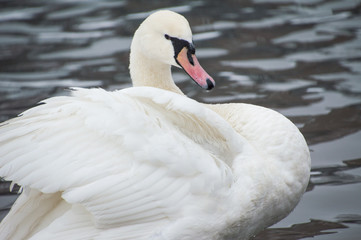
[0,0,361,239]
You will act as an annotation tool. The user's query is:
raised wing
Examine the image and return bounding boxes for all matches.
[0,87,243,239]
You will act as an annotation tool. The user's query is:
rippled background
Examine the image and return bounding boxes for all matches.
[0,0,361,239]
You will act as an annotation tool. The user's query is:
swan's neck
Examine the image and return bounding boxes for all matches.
[129,48,183,95]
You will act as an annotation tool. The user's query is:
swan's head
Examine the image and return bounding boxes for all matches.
[131,10,215,90]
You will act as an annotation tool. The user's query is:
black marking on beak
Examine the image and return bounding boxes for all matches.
[165,34,195,66]
[187,49,194,65]
[206,78,215,90]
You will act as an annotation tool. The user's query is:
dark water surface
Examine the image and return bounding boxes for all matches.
[0,0,361,239]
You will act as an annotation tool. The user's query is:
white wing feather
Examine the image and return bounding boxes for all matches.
[0,87,244,240]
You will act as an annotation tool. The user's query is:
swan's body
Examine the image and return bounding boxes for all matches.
[0,10,310,240]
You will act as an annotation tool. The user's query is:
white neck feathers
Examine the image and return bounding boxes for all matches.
[129,36,183,95]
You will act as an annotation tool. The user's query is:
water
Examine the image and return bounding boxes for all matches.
[0,0,360,239]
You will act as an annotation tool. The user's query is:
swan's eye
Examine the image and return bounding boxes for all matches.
[164,34,170,40]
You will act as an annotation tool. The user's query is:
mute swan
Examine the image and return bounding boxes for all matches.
[0,10,310,240]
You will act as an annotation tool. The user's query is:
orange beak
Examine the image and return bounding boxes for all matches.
[176,47,215,90]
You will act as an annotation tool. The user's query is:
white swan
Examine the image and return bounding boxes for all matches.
[0,10,310,240]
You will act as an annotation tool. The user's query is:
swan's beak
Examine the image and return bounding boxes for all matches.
[176,47,215,90]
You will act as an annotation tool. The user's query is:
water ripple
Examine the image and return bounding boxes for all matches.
[38,37,131,59]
